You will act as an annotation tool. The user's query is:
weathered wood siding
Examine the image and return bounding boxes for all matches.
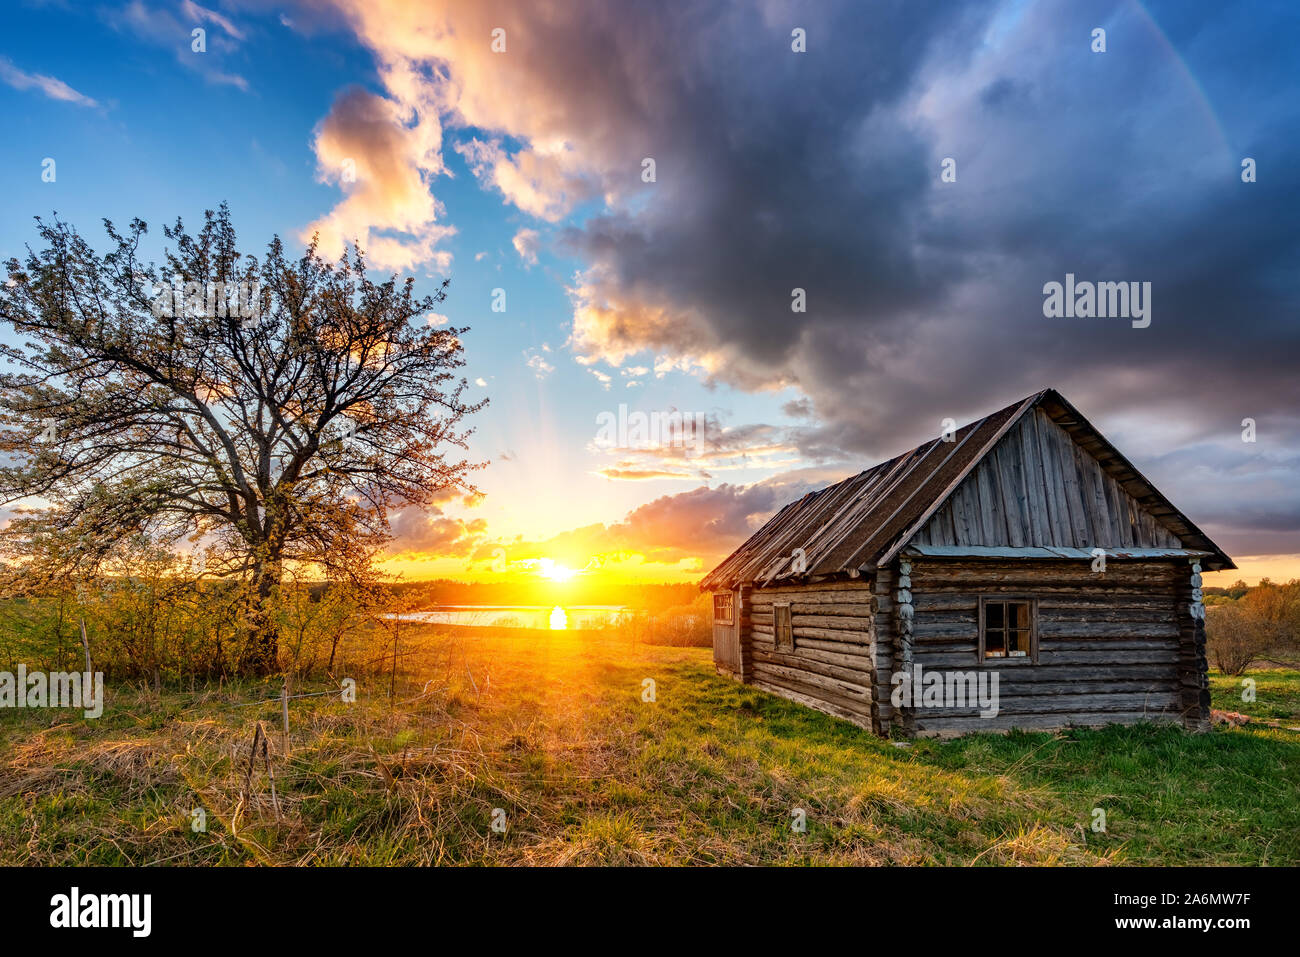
[749,581,877,730]
[913,408,1182,550]
[903,558,1193,736]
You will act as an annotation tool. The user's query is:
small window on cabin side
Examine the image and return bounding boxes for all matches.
[774,602,794,652]
[713,592,734,625]
[980,598,1035,662]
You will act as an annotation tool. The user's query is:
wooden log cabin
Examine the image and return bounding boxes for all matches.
[700,389,1233,737]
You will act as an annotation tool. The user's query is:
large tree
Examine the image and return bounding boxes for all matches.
[0,206,483,672]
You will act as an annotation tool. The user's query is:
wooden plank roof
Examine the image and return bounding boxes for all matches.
[699,389,1234,591]
[903,545,1214,561]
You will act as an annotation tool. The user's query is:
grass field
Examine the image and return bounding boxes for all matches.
[2,626,1297,866]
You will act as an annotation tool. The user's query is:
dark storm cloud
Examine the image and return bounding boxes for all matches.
[324,0,1299,560]
[560,0,1300,560]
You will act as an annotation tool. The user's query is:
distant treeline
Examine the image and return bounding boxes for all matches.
[1203,581,1254,601]
[388,579,701,612]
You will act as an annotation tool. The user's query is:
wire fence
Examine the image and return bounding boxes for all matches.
[229,689,346,708]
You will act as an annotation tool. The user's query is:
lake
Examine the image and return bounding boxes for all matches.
[388,605,630,630]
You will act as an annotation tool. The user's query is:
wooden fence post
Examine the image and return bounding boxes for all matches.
[281,679,290,757]
[79,618,92,674]
[242,721,281,822]
[389,616,399,703]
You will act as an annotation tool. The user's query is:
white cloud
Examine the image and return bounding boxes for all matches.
[512,227,540,265]
[0,57,98,108]
[182,0,246,42]
[525,350,555,379]
[113,1,250,90]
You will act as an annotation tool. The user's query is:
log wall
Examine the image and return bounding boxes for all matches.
[897,557,1196,736]
[748,581,877,730]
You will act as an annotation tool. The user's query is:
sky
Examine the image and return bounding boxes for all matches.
[0,0,1296,587]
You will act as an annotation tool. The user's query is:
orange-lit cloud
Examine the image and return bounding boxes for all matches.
[595,467,696,482]
[587,413,803,484]
[388,507,488,558]
[302,85,454,270]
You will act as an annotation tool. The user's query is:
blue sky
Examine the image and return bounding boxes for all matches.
[1,0,1297,583]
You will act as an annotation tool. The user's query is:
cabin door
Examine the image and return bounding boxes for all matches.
[712,589,742,676]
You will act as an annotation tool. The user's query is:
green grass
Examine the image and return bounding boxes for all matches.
[1,629,1297,865]
[1209,668,1300,722]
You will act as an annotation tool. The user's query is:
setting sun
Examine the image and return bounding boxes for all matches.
[538,558,578,582]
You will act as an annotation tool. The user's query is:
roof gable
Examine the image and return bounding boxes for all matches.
[699,389,1233,591]
[912,406,1184,552]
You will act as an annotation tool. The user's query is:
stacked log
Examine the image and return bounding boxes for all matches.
[907,558,1191,736]
[748,581,877,729]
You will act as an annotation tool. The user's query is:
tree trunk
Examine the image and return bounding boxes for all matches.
[244,558,283,675]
